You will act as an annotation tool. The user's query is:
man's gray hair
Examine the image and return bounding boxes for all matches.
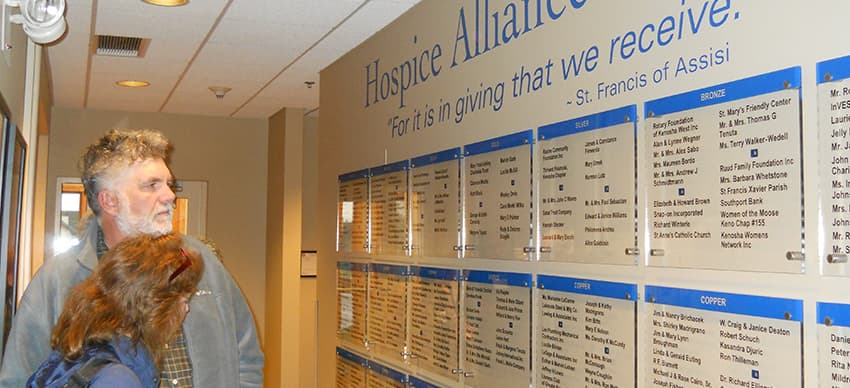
[80,129,171,215]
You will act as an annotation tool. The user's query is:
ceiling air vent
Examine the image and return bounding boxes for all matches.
[95,35,149,57]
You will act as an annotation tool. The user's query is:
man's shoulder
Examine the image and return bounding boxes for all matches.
[179,235,229,275]
[180,234,211,253]
[34,245,90,285]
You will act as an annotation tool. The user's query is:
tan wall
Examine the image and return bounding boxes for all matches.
[300,115,318,387]
[45,107,268,341]
[0,28,29,127]
[264,111,285,388]
[265,111,318,388]
[265,107,309,387]
[302,115,318,249]
[31,49,54,275]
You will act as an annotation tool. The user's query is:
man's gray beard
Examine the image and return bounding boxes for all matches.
[116,205,173,236]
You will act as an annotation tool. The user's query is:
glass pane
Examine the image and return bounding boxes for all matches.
[60,192,80,211]
[54,183,85,255]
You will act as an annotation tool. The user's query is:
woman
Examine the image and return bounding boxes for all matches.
[27,233,203,387]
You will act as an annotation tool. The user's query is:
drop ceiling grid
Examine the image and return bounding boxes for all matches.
[161,97,244,118]
[232,96,300,119]
[47,0,422,117]
[239,1,421,105]
[189,41,302,72]
[89,55,186,76]
[94,4,223,39]
[170,76,267,102]
[224,0,363,25]
[257,62,319,96]
[313,0,419,71]
[47,0,93,108]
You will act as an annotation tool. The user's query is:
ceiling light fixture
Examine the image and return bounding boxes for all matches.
[141,0,189,6]
[116,80,150,87]
[209,86,231,99]
[2,0,67,46]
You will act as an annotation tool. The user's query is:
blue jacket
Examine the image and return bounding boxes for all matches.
[27,336,158,388]
[0,219,264,387]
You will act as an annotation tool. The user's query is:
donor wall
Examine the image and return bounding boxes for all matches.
[319,1,850,386]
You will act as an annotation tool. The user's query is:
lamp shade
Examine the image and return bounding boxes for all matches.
[23,0,63,24]
[6,0,67,44]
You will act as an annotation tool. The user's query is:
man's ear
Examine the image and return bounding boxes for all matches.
[98,190,120,216]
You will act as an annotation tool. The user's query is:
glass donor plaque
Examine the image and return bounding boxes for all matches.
[337,262,368,349]
[338,169,370,254]
[536,275,637,387]
[369,161,409,256]
[463,131,533,260]
[817,55,850,275]
[366,360,407,388]
[817,302,850,386]
[409,266,460,383]
[408,376,441,388]
[410,148,461,258]
[537,105,638,264]
[645,286,803,388]
[336,347,368,388]
[645,67,803,272]
[462,270,532,388]
[367,263,408,364]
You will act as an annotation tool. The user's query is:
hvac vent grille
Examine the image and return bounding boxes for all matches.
[95,35,148,57]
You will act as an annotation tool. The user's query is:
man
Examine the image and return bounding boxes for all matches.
[0,129,263,387]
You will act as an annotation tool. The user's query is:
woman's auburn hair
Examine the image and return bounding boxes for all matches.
[50,233,204,365]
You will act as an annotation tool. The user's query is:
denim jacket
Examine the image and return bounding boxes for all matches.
[0,219,264,387]
[27,335,159,388]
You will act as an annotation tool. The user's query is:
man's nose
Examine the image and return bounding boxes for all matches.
[163,184,177,204]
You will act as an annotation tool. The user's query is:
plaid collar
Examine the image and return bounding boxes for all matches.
[96,224,109,260]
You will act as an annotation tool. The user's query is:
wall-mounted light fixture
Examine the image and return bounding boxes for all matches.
[2,0,67,49]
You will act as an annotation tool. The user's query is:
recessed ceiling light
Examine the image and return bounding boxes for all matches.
[116,80,150,88]
[142,0,189,6]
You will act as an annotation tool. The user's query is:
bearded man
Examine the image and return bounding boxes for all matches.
[0,129,263,387]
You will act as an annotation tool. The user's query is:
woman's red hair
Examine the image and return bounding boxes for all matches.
[50,233,203,365]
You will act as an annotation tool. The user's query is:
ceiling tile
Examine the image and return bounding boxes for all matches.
[232,96,295,119]
[209,18,327,48]
[225,0,362,25]
[45,0,92,108]
[90,55,187,76]
[161,97,242,117]
[172,77,267,101]
[94,2,224,39]
[295,0,419,71]
[194,40,299,67]
[47,0,421,117]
